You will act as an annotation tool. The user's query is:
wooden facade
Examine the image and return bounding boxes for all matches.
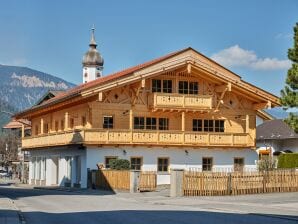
[16,48,280,150]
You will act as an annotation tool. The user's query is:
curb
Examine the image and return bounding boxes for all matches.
[8,198,26,224]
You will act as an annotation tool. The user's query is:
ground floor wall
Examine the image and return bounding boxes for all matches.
[86,146,258,185]
[28,148,87,188]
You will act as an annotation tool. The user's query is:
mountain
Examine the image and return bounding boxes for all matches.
[0,64,75,129]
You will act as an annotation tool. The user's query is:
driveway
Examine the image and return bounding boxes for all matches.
[0,184,297,224]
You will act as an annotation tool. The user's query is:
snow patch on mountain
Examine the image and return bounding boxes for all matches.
[11,73,69,89]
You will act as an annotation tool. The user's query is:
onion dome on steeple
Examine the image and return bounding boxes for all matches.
[82,26,104,67]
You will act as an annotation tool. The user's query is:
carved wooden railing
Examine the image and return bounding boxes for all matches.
[149,93,213,110]
[22,129,254,149]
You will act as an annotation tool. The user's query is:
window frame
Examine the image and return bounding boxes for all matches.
[162,79,173,93]
[215,120,225,132]
[152,79,162,93]
[157,157,169,172]
[146,117,157,130]
[134,117,145,129]
[234,157,244,172]
[158,118,169,130]
[103,115,114,129]
[105,156,118,169]
[189,81,199,95]
[193,119,203,132]
[130,157,143,171]
[204,120,214,132]
[202,157,213,171]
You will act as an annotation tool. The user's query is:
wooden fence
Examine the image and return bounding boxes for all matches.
[139,171,157,192]
[95,170,130,191]
[183,169,298,196]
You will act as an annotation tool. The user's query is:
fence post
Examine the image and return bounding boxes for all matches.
[227,172,232,195]
[130,171,140,193]
[170,169,184,197]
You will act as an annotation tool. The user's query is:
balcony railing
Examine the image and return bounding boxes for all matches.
[149,93,213,110]
[22,129,254,149]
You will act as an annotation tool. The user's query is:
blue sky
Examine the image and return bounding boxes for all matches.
[0,0,297,96]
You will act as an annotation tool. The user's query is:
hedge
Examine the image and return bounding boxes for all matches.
[109,159,130,170]
[277,153,298,168]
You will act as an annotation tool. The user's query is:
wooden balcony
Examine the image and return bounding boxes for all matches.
[22,129,255,149]
[149,93,213,110]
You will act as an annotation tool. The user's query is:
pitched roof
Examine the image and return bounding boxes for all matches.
[256,119,298,140]
[15,48,190,117]
[3,119,31,129]
[35,90,65,105]
[14,47,280,118]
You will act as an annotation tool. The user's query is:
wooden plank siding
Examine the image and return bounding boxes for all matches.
[22,65,262,149]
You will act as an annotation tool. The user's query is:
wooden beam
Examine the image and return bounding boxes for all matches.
[246,114,250,133]
[215,82,232,92]
[253,101,271,110]
[129,108,133,130]
[187,63,192,74]
[182,111,185,131]
[141,78,146,88]
[98,92,103,102]
[64,112,69,131]
[40,118,44,134]
[131,82,142,106]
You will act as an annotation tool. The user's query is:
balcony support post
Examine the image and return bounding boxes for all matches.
[181,111,185,131]
[64,112,69,131]
[40,118,44,134]
[245,114,250,134]
[129,108,133,130]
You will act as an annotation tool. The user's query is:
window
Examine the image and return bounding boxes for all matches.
[179,81,188,94]
[61,120,64,131]
[163,80,172,93]
[157,158,169,172]
[215,120,225,132]
[189,82,199,94]
[134,117,145,129]
[152,79,161,92]
[204,120,214,132]
[103,116,113,129]
[84,73,88,77]
[55,121,59,132]
[234,158,244,172]
[193,119,203,131]
[159,118,169,130]
[131,157,142,170]
[105,157,117,169]
[146,117,157,130]
[69,118,74,129]
[96,73,100,77]
[82,116,87,127]
[202,157,213,171]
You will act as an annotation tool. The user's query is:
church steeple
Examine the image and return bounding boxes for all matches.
[82,26,104,83]
[89,25,97,48]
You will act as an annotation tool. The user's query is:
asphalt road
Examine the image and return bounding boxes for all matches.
[0,185,298,224]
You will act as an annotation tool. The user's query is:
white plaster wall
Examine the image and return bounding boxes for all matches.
[83,67,102,83]
[28,159,33,184]
[30,148,87,188]
[86,146,258,185]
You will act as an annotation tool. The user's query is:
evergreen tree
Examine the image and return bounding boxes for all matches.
[280,22,298,132]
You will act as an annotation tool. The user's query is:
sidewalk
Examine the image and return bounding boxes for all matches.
[0,195,21,224]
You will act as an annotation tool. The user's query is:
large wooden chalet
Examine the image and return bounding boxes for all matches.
[15,30,280,187]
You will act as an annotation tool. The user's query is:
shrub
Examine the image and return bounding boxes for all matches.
[257,157,277,171]
[109,159,130,170]
[277,153,298,168]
